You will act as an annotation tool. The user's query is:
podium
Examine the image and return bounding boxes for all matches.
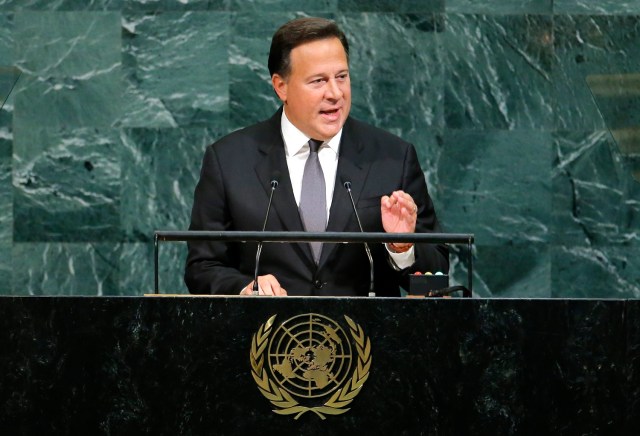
[0,296,638,434]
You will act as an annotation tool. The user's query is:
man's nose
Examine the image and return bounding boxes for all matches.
[325,79,343,99]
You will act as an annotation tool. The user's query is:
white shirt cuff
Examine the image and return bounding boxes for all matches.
[385,244,415,270]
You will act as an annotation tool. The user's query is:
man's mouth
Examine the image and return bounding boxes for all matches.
[320,108,341,120]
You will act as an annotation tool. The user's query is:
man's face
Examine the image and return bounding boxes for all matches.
[272,37,351,141]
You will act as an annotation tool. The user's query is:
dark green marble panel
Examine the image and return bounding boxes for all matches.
[0,0,122,11]
[14,11,120,76]
[229,0,336,12]
[124,0,226,11]
[551,243,640,298]
[469,244,550,297]
[402,128,442,200]
[554,0,640,14]
[120,12,229,129]
[11,243,120,295]
[14,74,123,131]
[13,127,121,242]
[552,130,639,245]
[444,14,554,129]
[229,12,300,130]
[0,15,12,250]
[0,118,9,158]
[0,3,637,298]
[120,127,220,242]
[446,0,552,14]
[340,13,444,131]
[438,130,552,245]
[553,15,640,130]
[12,11,123,130]
[0,14,12,65]
[338,0,444,12]
[120,242,189,294]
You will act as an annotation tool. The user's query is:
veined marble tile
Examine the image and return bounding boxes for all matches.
[552,130,639,245]
[124,0,226,11]
[551,243,640,298]
[120,242,189,294]
[554,0,640,14]
[0,103,10,156]
[229,0,336,12]
[13,127,121,242]
[457,243,551,297]
[0,42,13,247]
[339,13,444,131]
[120,11,229,129]
[14,73,123,131]
[229,12,299,130]
[14,11,120,76]
[12,242,120,295]
[0,0,122,11]
[446,0,552,14]
[401,129,443,205]
[0,13,12,65]
[12,12,123,130]
[444,14,554,129]
[120,127,220,242]
[438,130,552,245]
[553,15,640,130]
[338,0,444,12]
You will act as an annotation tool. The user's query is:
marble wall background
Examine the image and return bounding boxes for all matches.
[0,0,638,297]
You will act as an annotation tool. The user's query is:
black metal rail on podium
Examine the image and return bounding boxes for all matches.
[153,231,474,295]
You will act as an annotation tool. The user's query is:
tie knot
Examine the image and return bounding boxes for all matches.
[309,139,323,153]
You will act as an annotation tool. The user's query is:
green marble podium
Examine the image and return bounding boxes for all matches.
[0,296,638,434]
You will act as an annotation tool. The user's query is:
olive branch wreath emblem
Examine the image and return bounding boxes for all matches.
[249,314,372,420]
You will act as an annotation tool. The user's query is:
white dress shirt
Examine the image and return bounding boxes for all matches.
[280,109,415,269]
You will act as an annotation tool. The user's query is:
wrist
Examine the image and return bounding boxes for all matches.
[387,242,413,253]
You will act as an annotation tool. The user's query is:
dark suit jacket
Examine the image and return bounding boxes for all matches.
[184,108,448,296]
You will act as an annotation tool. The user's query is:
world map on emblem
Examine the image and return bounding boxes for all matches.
[267,313,353,399]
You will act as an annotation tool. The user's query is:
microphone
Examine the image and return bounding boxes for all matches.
[342,177,375,297]
[253,171,281,295]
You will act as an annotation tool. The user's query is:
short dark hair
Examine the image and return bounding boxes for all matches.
[268,17,349,78]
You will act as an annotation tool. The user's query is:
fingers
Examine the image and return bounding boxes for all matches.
[241,274,287,296]
[382,191,418,216]
[259,274,287,296]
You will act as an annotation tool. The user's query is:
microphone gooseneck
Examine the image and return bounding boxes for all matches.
[253,172,280,295]
[342,179,375,297]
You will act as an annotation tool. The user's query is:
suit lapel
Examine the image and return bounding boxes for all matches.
[254,119,304,233]
[319,121,373,266]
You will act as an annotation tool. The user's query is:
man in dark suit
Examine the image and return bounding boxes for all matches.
[185,17,448,296]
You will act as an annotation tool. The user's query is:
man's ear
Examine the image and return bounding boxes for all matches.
[271,74,287,103]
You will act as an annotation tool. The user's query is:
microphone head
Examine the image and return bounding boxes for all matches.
[270,170,281,188]
[340,175,352,190]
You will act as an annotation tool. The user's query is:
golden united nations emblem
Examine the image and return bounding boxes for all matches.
[250,313,372,419]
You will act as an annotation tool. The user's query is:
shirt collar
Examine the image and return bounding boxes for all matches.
[281,108,342,156]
